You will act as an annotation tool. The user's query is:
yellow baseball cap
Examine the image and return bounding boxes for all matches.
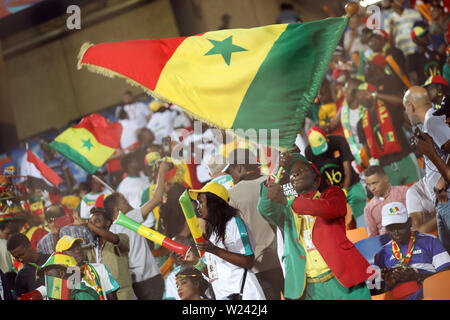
[37,252,78,276]
[189,182,229,204]
[149,100,166,112]
[55,235,83,252]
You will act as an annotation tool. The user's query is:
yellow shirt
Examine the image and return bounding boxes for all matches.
[292,192,330,278]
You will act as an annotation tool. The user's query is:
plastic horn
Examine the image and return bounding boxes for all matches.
[416,2,432,23]
[160,256,175,279]
[179,190,206,257]
[274,166,284,183]
[113,211,190,257]
[385,55,412,89]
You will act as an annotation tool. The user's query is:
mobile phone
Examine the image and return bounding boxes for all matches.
[53,214,74,229]
[161,137,171,156]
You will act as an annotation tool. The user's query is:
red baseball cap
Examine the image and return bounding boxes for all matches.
[423,75,449,87]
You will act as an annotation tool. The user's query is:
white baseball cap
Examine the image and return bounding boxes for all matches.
[381,202,409,227]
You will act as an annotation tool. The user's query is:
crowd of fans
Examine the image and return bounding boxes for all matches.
[1,0,450,301]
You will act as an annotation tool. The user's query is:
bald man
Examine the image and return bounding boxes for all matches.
[404,87,450,253]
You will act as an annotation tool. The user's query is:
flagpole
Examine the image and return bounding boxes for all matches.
[92,174,115,193]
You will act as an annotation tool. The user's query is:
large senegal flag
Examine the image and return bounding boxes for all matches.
[48,113,123,174]
[77,17,348,150]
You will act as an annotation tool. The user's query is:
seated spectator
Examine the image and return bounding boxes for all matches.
[81,207,136,300]
[406,177,437,234]
[37,205,94,255]
[375,202,450,299]
[55,235,119,300]
[6,233,50,298]
[176,266,211,300]
[187,182,266,300]
[407,26,446,86]
[364,165,409,237]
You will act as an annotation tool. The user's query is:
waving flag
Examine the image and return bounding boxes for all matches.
[48,113,123,174]
[77,17,349,150]
[22,149,62,191]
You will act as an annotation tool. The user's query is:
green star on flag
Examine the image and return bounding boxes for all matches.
[81,138,93,151]
[204,35,247,66]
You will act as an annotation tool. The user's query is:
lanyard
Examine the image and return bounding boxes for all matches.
[84,264,105,300]
[392,232,415,267]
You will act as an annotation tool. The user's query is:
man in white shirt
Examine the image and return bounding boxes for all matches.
[406,177,437,233]
[104,161,170,300]
[117,108,140,153]
[146,101,177,145]
[122,91,152,129]
[116,151,154,228]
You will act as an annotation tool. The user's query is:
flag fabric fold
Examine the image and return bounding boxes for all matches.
[77,17,349,150]
[48,113,123,174]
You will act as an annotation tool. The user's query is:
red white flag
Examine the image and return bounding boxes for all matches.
[24,150,62,187]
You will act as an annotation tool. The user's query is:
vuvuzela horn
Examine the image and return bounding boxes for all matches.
[113,211,190,257]
[179,190,206,257]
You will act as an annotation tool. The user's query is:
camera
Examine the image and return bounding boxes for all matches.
[410,126,423,146]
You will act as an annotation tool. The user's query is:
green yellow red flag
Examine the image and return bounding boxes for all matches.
[77,17,349,150]
[48,113,122,174]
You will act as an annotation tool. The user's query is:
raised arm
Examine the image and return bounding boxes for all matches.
[140,161,170,220]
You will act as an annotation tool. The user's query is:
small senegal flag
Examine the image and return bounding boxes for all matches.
[45,275,71,300]
[390,207,400,214]
[77,17,349,150]
[48,113,122,174]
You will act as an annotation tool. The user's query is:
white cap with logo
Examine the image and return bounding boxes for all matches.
[381,202,409,227]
